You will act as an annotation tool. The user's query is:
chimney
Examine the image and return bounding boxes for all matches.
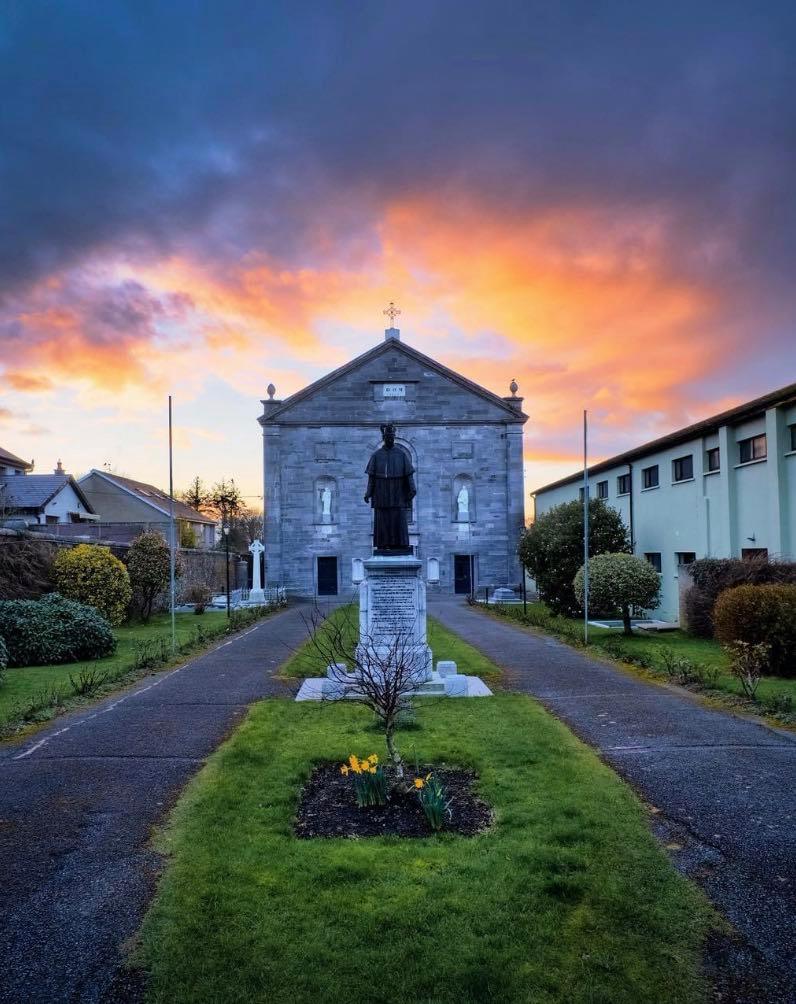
[54,459,65,475]
[384,327,400,341]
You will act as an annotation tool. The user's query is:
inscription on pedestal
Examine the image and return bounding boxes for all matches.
[369,575,417,638]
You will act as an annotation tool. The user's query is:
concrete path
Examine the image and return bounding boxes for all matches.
[431,599,796,1002]
[0,603,313,1004]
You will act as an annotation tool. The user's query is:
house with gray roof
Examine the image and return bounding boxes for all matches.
[1,460,98,527]
[0,445,34,476]
[78,470,217,548]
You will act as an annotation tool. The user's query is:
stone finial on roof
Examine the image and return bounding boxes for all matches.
[267,383,276,400]
[510,378,518,395]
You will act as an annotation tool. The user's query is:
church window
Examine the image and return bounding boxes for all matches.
[452,474,475,522]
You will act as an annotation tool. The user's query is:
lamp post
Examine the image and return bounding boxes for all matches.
[223,524,230,619]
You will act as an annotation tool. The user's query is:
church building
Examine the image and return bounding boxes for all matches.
[258,323,527,596]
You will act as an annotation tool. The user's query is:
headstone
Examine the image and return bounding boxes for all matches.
[444,675,468,697]
[351,557,365,584]
[427,556,440,583]
[248,539,266,603]
[492,587,517,602]
[436,660,458,676]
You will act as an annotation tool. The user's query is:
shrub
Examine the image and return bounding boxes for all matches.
[519,499,630,616]
[574,552,660,635]
[127,531,181,622]
[713,584,796,677]
[52,544,131,625]
[0,535,57,600]
[69,665,112,697]
[0,594,116,667]
[683,557,796,638]
[184,583,213,614]
[722,640,769,700]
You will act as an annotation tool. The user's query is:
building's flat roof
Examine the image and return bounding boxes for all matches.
[532,380,796,496]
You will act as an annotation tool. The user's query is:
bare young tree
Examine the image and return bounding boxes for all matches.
[304,604,428,793]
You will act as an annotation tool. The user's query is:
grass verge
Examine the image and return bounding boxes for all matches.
[482,602,795,725]
[278,603,502,686]
[138,693,716,1003]
[0,606,278,738]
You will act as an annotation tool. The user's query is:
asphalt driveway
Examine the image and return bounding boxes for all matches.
[0,603,313,1004]
[430,599,796,1003]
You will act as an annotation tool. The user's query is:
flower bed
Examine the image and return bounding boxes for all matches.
[295,762,491,838]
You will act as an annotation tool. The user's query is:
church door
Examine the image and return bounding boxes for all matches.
[317,556,338,595]
[454,554,473,595]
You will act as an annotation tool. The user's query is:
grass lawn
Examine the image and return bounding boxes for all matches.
[488,603,796,713]
[0,611,229,732]
[138,693,717,1004]
[278,603,502,686]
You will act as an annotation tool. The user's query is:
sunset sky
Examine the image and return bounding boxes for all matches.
[2,3,795,512]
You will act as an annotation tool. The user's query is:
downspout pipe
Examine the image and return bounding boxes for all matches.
[627,462,635,553]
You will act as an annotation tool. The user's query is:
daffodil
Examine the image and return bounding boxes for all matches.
[368,754,378,765]
[340,765,349,776]
[414,778,424,789]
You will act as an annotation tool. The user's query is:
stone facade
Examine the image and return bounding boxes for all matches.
[259,330,527,596]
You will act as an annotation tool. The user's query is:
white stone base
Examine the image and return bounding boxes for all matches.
[294,672,492,701]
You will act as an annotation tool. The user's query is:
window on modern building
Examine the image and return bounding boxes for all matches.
[738,434,767,464]
[672,455,694,482]
[578,486,585,501]
[617,473,631,495]
[644,552,662,573]
[741,547,768,560]
[676,552,696,566]
[789,424,796,452]
[642,465,659,489]
[597,480,608,499]
[706,447,720,472]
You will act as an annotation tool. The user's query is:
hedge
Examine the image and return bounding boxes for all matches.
[713,584,796,678]
[684,557,796,638]
[0,594,117,667]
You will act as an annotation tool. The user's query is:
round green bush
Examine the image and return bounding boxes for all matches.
[713,584,796,678]
[52,544,132,625]
[0,594,117,667]
[574,551,661,635]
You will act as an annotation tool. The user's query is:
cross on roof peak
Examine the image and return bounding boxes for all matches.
[383,301,401,326]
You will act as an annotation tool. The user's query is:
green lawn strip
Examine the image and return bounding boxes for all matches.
[278,603,501,685]
[0,608,270,737]
[483,603,796,722]
[138,694,716,1004]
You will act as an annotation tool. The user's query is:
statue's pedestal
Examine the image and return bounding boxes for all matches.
[356,555,433,683]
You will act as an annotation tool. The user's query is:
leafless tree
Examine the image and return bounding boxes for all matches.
[304,603,428,793]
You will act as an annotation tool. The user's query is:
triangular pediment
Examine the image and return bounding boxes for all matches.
[260,339,527,426]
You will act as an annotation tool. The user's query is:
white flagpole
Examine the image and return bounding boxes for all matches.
[168,395,176,654]
[583,409,589,645]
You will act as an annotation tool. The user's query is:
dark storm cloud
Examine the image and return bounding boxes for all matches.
[1,1,795,293]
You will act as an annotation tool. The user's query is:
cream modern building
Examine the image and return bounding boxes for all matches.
[532,383,796,622]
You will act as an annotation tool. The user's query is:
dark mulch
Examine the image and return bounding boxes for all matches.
[294,763,492,838]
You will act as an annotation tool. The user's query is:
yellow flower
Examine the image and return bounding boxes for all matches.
[368,754,378,764]
[414,778,425,789]
[340,765,349,776]
[369,766,377,774]
[348,755,359,769]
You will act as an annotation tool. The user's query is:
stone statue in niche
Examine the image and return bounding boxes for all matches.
[456,485,470,521]
[319,485,333,522]
[364,423,416,555]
